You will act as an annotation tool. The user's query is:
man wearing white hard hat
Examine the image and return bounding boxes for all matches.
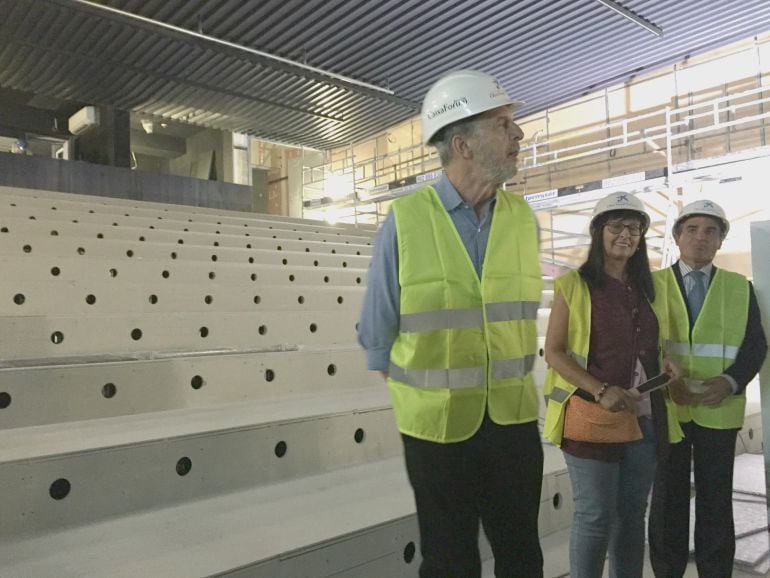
[648,200,767,578]
[358,69,544,577]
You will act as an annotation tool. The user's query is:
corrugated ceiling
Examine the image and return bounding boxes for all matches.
[1,0,769,149]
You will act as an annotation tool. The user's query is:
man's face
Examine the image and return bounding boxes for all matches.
[468,106,524,184]
[675,215,724,268]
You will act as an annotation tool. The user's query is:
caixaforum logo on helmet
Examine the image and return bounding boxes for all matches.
[489,79,506,100]
[425,97,469,120]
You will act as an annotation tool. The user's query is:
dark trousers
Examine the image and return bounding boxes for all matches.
[649,421,739,578]
[402,417,544,578]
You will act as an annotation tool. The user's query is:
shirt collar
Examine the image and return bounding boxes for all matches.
[678,260,713,280]
[432,171,497,212]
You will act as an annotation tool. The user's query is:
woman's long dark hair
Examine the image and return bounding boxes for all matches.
[578,209,655,302]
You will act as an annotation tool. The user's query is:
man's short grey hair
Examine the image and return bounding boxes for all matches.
[431,118,477,166]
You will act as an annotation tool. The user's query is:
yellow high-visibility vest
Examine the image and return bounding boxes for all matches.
[388,186,543,443]
[652,267,749,429]
[543,271,683,446]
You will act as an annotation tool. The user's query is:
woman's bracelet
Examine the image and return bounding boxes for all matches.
[594,382,609,402]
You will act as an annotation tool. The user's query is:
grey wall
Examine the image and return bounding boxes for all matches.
[0,152,254,212]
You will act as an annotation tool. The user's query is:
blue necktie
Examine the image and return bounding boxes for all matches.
[687,270,706,320]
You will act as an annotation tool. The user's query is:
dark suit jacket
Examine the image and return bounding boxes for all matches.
[670,262,767,393]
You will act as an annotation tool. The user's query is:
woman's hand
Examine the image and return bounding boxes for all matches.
[662,357,682,381]
[599,385,639,414]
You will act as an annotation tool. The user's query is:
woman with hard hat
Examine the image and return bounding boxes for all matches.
[542,192,683,578]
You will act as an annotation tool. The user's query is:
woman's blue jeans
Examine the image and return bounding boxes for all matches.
[564,416,657,578]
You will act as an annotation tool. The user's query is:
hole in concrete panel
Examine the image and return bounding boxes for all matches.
[289,275,295,282]
[246,243,252,249]
[250,274,257,281]
[403,542,416,563]
[539,348,544,357]
[139,236,145,242]
[331,249,336,254]
[249,257,255,264]
[29,215,36,220]
[131,328,143,340]
[50,230,58,236]
[553,492,562,510]
[309,323,318,333]
[162,270,170,279]
[274,441,287,458]
[126,250,134,258]
[277,245,282,251]
[0,392,11,408]
[327,364,336,376]
[85,294,96,305]
[51,267,61,276]
[96,233,104,239]
[342,262,348,268]
[176,457,192,476]
[337,296,344,304]
[748,428,754,440]
[199,326,209,338]
[109,268,118,278]
[265,369,275,382]
[254,296,261,304]
[149,294,158,304]
[51,331,64,344]
[178,239,184,244]
[356,277,362,284]
[77,247,85,255]
[13,293,25,305]
[356,251,361,255]
[282,259,288,265]
[171,252,178,259]
[323,276,330,283]
[298,296,305,304]
[258,325,267,335]
[204,295,213,305]
[313,260,319,266]
[305,248,310,252]
[0,227,7,233]
[213,241,219,247]
[354,428,365,443]
[191,375,205,389]
[209,272,216,280]
[102,383,116,398]
[211,255,218,262]
[23,244,32,253]
[49,478,71,500]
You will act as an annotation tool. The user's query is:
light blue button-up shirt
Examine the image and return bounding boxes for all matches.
[357,172,497,372]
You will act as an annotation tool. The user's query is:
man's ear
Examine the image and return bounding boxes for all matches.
[451,133,474,160]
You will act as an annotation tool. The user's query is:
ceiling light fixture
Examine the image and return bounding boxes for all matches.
[595,0,663,37]
[70,0,396,96]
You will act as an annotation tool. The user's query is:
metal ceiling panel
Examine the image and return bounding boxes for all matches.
[0,0,769,149]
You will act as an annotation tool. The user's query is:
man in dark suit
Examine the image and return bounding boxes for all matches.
[648,199,767,578]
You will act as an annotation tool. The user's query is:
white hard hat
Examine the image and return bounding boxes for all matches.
[590,192,650,231]
[421,70,524,145]
[674,199,729,236]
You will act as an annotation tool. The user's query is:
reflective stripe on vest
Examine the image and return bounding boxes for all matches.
[390,354,535,389]
[663,340,739,360]
[399,300,539,333]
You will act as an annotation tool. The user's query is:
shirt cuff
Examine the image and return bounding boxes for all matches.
[721,373,739,394]
[365,347,391,372]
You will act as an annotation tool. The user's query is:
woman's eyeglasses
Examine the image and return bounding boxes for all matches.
[604,222,643,236]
